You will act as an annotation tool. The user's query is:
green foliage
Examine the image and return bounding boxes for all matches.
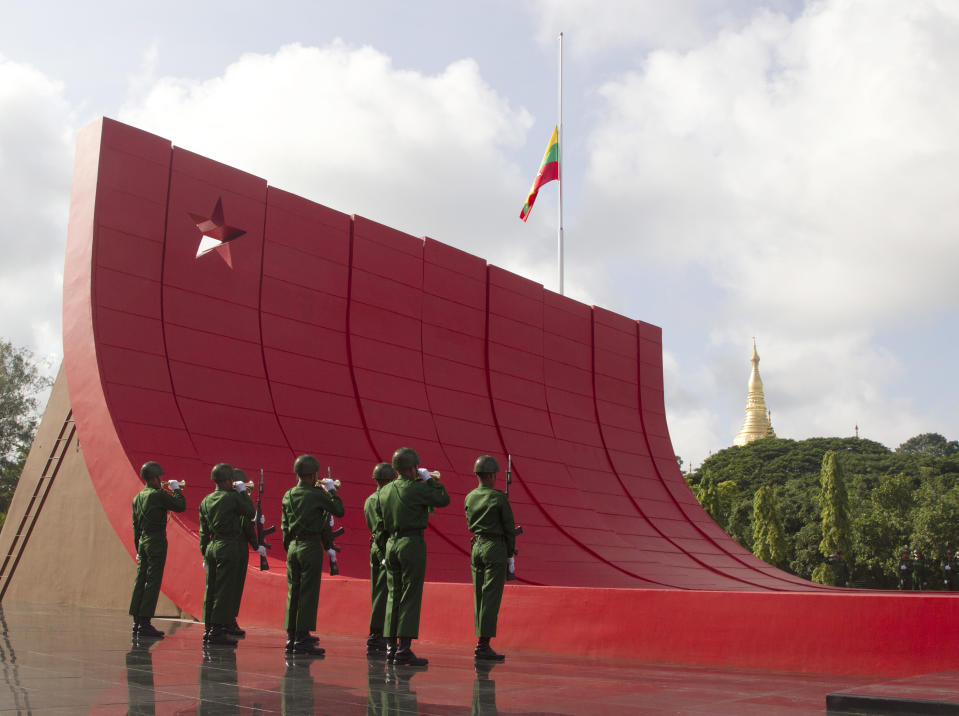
[0,339,50,515]
[689,433,959,589]
[818,451,852,559]
[752,485,787,567]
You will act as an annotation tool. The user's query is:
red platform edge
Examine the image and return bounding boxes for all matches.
[61,118,958,675]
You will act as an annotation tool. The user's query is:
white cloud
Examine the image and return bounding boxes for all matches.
[0,56,74,370]
[118,41,547,279]
[576,0,959,463]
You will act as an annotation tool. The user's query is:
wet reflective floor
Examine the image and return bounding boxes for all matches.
[0,602,927,714]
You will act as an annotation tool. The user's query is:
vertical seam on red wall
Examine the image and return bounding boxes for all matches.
[344,217,380,458]
[417,241,473,564]
[482,271,655,586]
[630,325,792,591]
[157,147,202,535]
[255,188,296,459]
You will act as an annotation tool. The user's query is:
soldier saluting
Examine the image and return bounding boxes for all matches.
[378,447,450,666]
[199,463,256,646]
[281,454,344,656]
[464,455,518,662]
[129,461,185,639]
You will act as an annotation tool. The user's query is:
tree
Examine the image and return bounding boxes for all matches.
[896,433,959,458]
[752,485,787,567]
[812,450,852,585]
[0,339,51,523]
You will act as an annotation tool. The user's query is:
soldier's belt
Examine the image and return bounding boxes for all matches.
[471,534,505,545]
[389,529,424,539]
[291,532,322,541]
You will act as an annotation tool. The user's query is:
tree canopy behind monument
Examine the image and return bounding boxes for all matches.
[686,435,959,588]
[0,339,51,521]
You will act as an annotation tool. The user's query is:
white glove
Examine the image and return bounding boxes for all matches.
[234,481,247,493]
[381,559,386,566]
[417,468,432,482]
[257,545,267,557]
[136,553,140,564]
[259,514,266,524]
[327,548,337,561]
[508,557,515,573]
[167,479,180,491]
[320,478,336,491]
[202,561,207,570]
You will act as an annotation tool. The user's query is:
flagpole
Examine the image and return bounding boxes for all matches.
[557,32,564,296]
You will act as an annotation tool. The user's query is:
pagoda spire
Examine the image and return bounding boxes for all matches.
[734,339,775,446]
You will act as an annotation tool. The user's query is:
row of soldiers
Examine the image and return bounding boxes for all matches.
[127,446,518,664]
[898,548,959,590]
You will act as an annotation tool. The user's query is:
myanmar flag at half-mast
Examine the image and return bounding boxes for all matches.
[519,126,560,222]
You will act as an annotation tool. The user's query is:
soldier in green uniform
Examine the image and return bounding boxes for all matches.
[378,447,450,666]
[464,455,517,661]
[199,462,256,646]
[364,462,397,654]
[226,467,259,638]
[129,461,186,639]
[281,454,344,656]
[943,548,958,591]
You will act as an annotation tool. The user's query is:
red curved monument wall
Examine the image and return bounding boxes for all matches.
[63,118,827,608]
[58,119,959,676]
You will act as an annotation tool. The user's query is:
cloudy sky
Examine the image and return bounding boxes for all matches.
[2,0,957,468]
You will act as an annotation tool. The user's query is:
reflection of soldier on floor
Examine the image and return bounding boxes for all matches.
[281,655,315,715]
[826,550,850,587]
[943,549,958,591]
[472,662,499,716]
[125,641,158,716]
[197,646,239,716]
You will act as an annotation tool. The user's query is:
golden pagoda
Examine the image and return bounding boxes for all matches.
[733,340,776,446]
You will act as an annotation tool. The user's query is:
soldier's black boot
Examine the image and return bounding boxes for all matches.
[367,631,387,655]
[137,618,165,639]
[393,637,428,667]
[385,637,398,664]
[292,631,325,656]
[329,559,339,576]
[474,636,505,662]
[226,619,246,638]
[206,625,238,646]
[285,630,296,653]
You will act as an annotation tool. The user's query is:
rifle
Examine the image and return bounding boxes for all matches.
[505,454,523,580]
[255,469,277,571]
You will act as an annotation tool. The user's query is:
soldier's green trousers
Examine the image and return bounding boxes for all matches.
[384,534,427,639]
[232,539,250,619]
[471,539,507,638]
[203,539,240,625]
[369,543,388,633]
[284,537,324,633]
[129,535,167,618]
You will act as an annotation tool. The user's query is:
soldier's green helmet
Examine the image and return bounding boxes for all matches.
[473,455,499,475]
[140,461,164,481]
[294,454,320,477]
[391,447,420,471]
[211,462,234,482]
[372,462,397,482]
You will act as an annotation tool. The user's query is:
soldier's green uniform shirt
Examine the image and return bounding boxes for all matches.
[364,486,389,634]
[281,483,344,633]
[464,484,517,638]
[129,485,186,618]
[378,476,450,639]
[199,487,256,625]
